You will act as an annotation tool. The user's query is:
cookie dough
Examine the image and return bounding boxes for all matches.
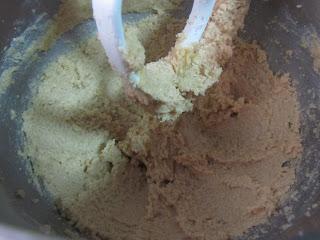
[129,0,251,121]
[21,1,302,240]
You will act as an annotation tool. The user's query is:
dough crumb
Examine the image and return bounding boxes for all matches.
[309,36,320,74]
[32,198,40,204]
[39,224,52,235]
[15,189,26,199]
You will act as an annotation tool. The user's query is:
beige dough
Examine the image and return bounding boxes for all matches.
[21,1,302,240]
[128,0,251,121]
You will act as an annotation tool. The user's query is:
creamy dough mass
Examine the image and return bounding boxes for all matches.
[22,0,302,240]
[126,0,250,121]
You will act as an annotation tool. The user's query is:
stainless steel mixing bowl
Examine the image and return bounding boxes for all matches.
[1,0,320,239]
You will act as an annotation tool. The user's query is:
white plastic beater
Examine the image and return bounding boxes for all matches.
[92,0,216,87]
